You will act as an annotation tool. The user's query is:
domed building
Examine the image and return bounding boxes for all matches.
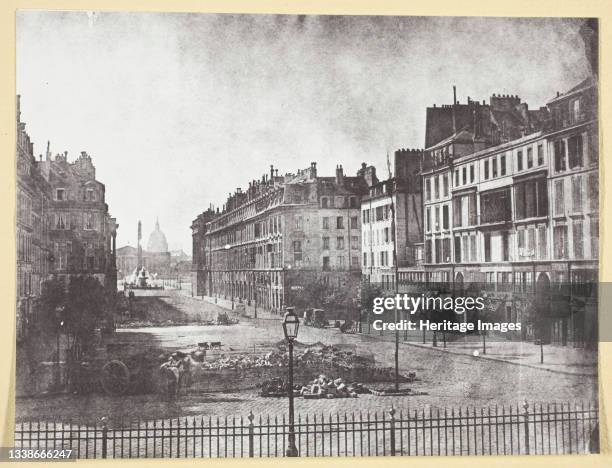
[116,219,172,278]
[147,218,169,253]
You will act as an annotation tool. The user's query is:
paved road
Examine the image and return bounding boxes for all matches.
[15,290,597,425]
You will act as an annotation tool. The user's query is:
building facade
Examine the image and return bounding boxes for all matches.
[192,163,377,313]
[15,96,118,339]
[401,79,598,345]
[16,96,52,339]
[361,149,423,287]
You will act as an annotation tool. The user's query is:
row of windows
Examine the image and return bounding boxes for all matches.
[362,204,392,224]
[321,236,360,250]
[363,227,392,247]
[362,250,392,268]
[322,216,358,230]
[320,196,358,209]
[423,218,598,264]
[54,212,99,231]
[322,255,359,271]
[54,188,98,202]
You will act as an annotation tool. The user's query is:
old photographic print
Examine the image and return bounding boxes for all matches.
[14,11,599,459]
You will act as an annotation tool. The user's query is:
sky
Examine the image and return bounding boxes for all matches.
[16,12,590,252]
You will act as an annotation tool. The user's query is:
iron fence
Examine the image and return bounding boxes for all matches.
[14,401,598,458]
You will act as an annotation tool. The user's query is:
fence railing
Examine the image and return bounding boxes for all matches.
[14,401,598,458]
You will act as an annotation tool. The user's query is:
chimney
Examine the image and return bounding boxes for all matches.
[335,164,344,186]
[452,85,457,134]
[310,162,317,178]
[46,141,51,161]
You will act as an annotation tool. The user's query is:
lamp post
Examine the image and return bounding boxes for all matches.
[282,307,299,457]
[54,306,65,390]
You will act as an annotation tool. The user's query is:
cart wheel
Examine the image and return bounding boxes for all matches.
[100,360,130,395]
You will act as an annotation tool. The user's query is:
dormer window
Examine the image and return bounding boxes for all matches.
[85,189,95,201]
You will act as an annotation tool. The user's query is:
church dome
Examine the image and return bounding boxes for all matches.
[147,219,169,253]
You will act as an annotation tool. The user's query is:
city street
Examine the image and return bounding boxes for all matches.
[15,288,597,426]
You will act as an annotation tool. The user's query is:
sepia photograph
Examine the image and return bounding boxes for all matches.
[13,11,599,458]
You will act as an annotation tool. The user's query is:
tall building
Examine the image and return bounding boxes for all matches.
[15,96,118,338]
[192,162,377,313]
[16,96,52,340]
[399,79,598,345]
[361,149,423,287]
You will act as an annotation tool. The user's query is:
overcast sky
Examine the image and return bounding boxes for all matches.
[16,12,590,252]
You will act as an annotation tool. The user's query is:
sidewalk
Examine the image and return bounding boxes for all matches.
[399,336,597,377]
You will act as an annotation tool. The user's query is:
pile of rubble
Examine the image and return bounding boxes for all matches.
[199,343,374,371]
[300,375,369,399]
[260,375,370,398]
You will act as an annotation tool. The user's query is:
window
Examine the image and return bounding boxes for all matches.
[293,240,302,262]
[470,235,477,262]
[363,252,367,266]
[492,157,498,178]
[351,256,359,267]
[534,226,546,260]
[322,217,330,229]
[554,180,565,216]
[443,175,449,197]
[349,197,358,208]
[337,256,346,269]
[573,220,583,259]
[336,236,345,249]
[568,135,583,169]
[295,215,303,230]
[425,240,432,263]
[455,170,459,186]
[470,164,475,182]
[425,179,431,201]
[442,238,451,263]
[484,160,489,180]
[588,173,599,211]
[502,231,510,261]
[484,233,491,262]
[321,197,329,208]
[462,167,467,185]
[454,236,462,263]
[571,98,581,124]
[435,206,440,231]
[591,218,599,257]
[55,188,65,201]
[462,236,468,262]
[84,213,95,230]
[517,150,523,171]
[384,228,390,243]
[442,205,449,230]
[480,188,511,224]
[435,239,442,263]
[85,189,95,201]
[514,178,548,219]
[322,237,330,250]
[380,251,386,266]
[572,175,583,213]
[350,216,358,229]
[588,132,599,166]
[426,207,431,232]
[554,140,566,172]
[322,257,330,271]
[336,216,344,229]
[434,177,440,199]
[553,225,568,259]
[351,236,358,249]
[525,148,533,169]
[500,154,506,176]
[537,144,544,166]
[55,213,67,230]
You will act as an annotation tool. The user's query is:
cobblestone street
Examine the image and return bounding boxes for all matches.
[15,289,597,426]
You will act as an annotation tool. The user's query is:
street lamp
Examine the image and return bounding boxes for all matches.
[282,307,299,457]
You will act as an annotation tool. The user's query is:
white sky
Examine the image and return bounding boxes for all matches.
[16,12,590,252]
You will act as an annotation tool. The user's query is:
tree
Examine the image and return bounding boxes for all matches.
[63,275,110,350]
[35,277,67,331]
